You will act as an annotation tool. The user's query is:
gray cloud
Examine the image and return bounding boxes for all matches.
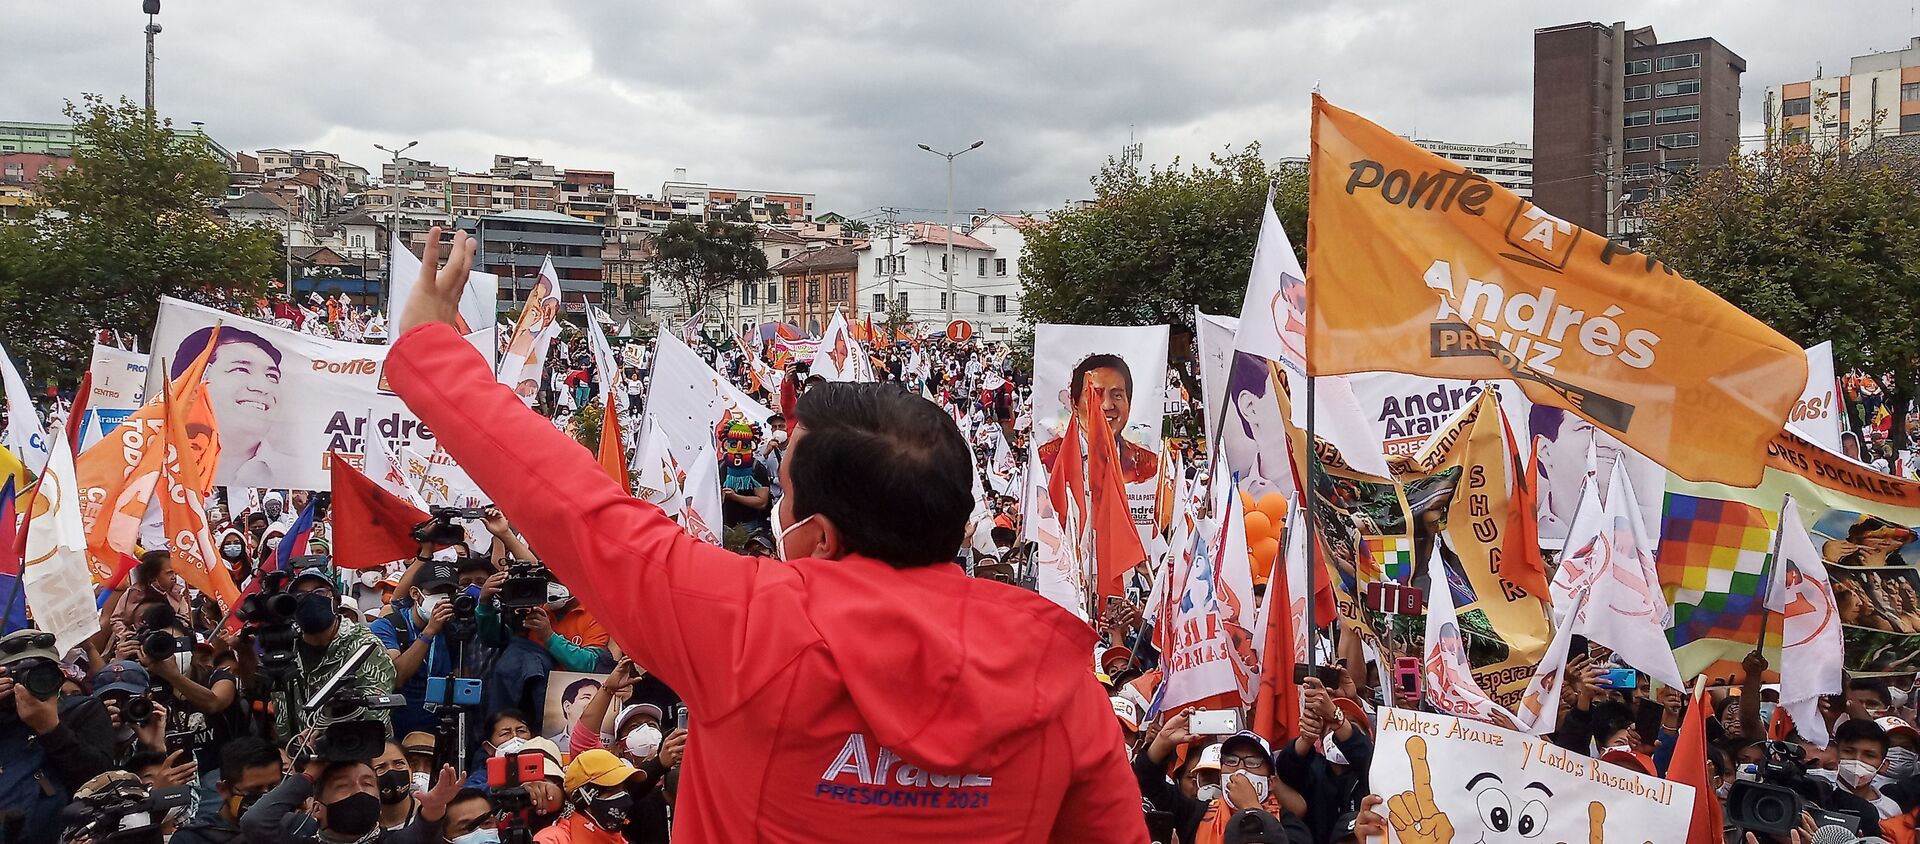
[3,1,1914,218]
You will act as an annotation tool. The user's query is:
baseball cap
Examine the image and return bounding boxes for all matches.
[616,703,664,733]
[93,660,150,697]
[415,562,459,593]
[401,731,437,756]
[1193,743,1223,773]
[1220,730,1273,764]
[1110,696,1141,732]
[0,629,59,668]
[1599,747,1657,776]
[519,736,565,780]
[1099,646,1134,668]
[563,749,642,792]
[1878,716,1920,742]
[289,556,333,589]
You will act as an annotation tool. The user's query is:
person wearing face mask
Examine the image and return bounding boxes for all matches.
[1831,718,1903,820]
[269,560,397,744]
[461,710,538,791]
[393,230,1149,842]
[239,754,461,844]
[1136,711,1312,844]
[374,741,424,832]
[174,737,282,844]
[216,526,254,583]
[437,788,499,844]
[257,526,288,571]
[106,550,194,630]
[476,579,612,674]
[1275,681,1373,844]
[536,749,643,844]
[134,615,245,824]
[370,562,461,738]
[1881,718,1920,782]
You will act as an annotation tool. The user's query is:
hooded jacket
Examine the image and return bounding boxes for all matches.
[387,323,1146,843]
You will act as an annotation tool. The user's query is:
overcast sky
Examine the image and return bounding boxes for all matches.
[5,1,1916,221]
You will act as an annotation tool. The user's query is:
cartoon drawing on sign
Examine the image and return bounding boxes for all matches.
[1387,735,1630,844]
[171,325,297,488]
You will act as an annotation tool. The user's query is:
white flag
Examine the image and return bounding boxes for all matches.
[810,311,865,382]
[0,342,50,475]
[387,233,498,362]
[496,256,563,403]
[22,430,99,654]
[1421,542,1512,726]
[1777,501,1844,747]
[365,414,429,511]
[1511,591,1587,736]
[586,306,621,408]
[1562,460,1683,688]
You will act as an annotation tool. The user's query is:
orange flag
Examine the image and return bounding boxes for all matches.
[158,367,240,615]
[1249,535,1302,748]
[1306,95,1806,486]
[1082,388,1147,603]
[1671,680,1724,844]
[1498,408,1551,604]
[597,397,629,489]
[77,328,222,583]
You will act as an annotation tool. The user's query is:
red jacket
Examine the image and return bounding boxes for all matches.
[387,324,1147,843]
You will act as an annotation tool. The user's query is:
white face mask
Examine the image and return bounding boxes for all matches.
[1893,686,1913,709]
[624,724,662,759]
[1734,763,1762,782]
[1225,771,1270,809]
[1838,759,1881,788]
[1322,738,1349,766]
[418,593,446,619]
[493,737,526,757]
[1715,781,1732,799]
[1888,746,1919,778]
[769,504,813,562]
[450,828,500,844]
[1195,783,1222,803]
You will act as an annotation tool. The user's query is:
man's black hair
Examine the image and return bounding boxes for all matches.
[564,677,600,703]
[126,749,170,775]
[318,760,374,791]
[1851,677,1893,706]
[1835,717,1889,752]
[486,708,532,736]
[790,383,970,567]
[1069,353,1133,405]
[219,736,281,785]
[169,325,282,380]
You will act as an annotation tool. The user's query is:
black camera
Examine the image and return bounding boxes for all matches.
[119,694,156,726]
[315,692,406,762]
[238,571,299,681]
[1725,740,1862,838]
[60,778,188,844]
[412,507,474,547]
[498,561,551,628]
[10,657,64,701]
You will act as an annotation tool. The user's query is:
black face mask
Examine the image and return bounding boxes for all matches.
[324,791,381,837]
[377,769,413,805]
[294,592,336,634]
[583,791,633,830]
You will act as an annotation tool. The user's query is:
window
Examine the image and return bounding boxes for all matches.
[940,254,949,273]
[1656,79,1700,97]
[1624,111,1652,127]
[994,296,1007,313]
[873,294,886,311]
[994,258,1007,276]
[977,295,987,313]
[1625,162,1654,178]
[808,281,819,302]
[1905,83,1920,102]
[1655,106,1699,124]
[1625,85,1653,101]
[781,248,792,258]
[1625,59,1652,76]
[1657,132,1699,149]
[742,284,756,306]
[1661,158,1699,172]
[1785,128,1809,145]
[1781,97,1811,116]
[897,292,908,310]
[978,257,988,275]
[940,293,949,310]
[1624,136,1652,151]
[1903,113,1920,133]
[1655,53,1700,72]
[874,257,884,275]
[767,281,779,304]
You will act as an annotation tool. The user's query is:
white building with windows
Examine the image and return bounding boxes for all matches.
[1409,139,1534,197]
[852,219,1029,338]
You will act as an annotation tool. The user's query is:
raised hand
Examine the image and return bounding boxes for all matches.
[397,226,474,335]
[1387,735,1454,844]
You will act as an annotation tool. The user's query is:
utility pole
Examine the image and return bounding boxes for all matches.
[916,140,984,328]
[142,1,162,122]
[881,206,900,313]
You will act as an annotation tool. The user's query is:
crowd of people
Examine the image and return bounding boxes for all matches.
[2,224,1913,844]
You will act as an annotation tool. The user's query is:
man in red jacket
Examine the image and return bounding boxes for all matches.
[390,228,1146,843]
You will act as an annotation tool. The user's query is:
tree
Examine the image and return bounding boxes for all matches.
[642,218,769,319]
[0,94,277,383]
[1020,144,1305,421]
[1641,138,1920,449]
[840,218,872,237]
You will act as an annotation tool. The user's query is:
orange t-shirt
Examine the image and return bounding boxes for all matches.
[542,607,610,650]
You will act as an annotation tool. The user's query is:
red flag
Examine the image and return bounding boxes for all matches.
[1082,388,1148,603]
[598,397,629,489]
[328,453,431,570]
[65,371,90,453]
[1249,554,1302,747]
[1495,407,1551,604]
[1671,681,1724,844]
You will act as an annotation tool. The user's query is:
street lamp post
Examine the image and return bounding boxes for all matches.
[141,1,162,121]
[917,140,984,329]
[373,140,419,279]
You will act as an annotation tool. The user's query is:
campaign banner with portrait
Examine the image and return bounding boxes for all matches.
[542,670,609,758]
[1370,708,1693,844]
[147,297,456,491]
[1032,324,1169,537]
[79,344,149,449]
[1665,429,1920,680]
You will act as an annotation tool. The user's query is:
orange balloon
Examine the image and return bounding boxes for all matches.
[1251,537,1281,576]
[1256,492,1288,527]
[1243,509,1273,542]
[1238,490,1256,511]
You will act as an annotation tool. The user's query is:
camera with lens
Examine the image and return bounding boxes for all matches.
[313,692,406,762]
[498,560,551,628]
[1725,740,1862,838]
[118,694,157,726]
[238,571,299,681]
[134,604,187,665]
[413,506,485,547]
[59,774,189,844]
[9,657,64,702]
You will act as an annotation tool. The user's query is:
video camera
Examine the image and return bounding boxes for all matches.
[498,560,552,628]
[302,641,407,763]
[238,570,300,681]
[1725,740,1863,838]
[413,505,488,547]
[59,776,189,844]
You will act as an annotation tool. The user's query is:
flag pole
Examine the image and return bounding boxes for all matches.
[1751,493,1794,658]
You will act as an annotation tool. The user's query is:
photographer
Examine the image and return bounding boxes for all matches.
[240,753,461,844]
[0,630,117,844]
[174,737,282,844]
[129,607,246,823]
[271,560,398,743]
[371,561,467,738]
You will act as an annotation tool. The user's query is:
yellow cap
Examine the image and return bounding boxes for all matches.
[563,749,640,792]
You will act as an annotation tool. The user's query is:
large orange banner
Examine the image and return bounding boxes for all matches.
[1305,95,1805,486]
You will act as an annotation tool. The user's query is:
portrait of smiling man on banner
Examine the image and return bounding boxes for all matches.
[1038,352,1158,484]
[170,325,297,488]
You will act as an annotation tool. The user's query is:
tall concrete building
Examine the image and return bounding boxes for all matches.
[1532,22,1745,239]
[1765,37,1920,149]
[1409,139,1534,197]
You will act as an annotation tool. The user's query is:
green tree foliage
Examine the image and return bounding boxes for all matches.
[1641,140,1920,448]
[1020,143,1304,334]
[0,94,276,383]
[642,218,769,319]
